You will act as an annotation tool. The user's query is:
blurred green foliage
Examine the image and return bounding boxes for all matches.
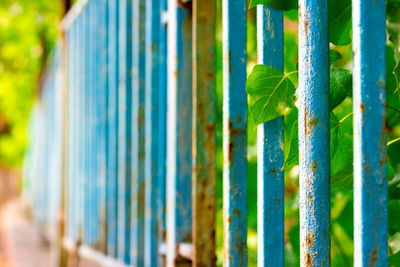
[0,0,60,166]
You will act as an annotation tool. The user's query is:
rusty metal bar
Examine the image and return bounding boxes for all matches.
[117,0,133,263]
[298,0,330,265]
[222,0,248,265]
[144,0,167,265]
[106,0,119,257]
[166,0,193,265]
[256,5,284,267]
[131,0,146,265]
[192,0,217,266]
[352,0,388,265]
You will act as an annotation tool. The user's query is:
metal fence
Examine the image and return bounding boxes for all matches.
[23,0,388,266]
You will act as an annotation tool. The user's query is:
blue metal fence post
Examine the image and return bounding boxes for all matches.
[106,0,119,257]
[144,0,167,265]
[117,0,133,263]
[192,0,217,265]
[77,11,85,242]
[298,0,330,265]
[352,0,388,265]
[222,0,247,265]
[256,5,284,267]
[166,0,193,265]
[98,0,109,252]
[131,0,146,265]
[83,3,92,245]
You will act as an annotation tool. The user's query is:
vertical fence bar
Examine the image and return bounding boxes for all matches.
[256,5,284,267]
[98,0,109,252]
[83,3,91,245]
[106,0,119,257]
[66,23,74,240]
[118,0,133,263]
[88,0,95,246]
[166,0,193,265]
[131,0,146,264]
[144,0,167,265]
[352,0,388,265]
[298,0,330,265]
[92,0,101,247]
[222,0,247,265]
[192,0,217,265]
[77,12,85,242]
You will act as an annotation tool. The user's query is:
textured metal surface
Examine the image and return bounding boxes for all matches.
[352,0,388,266]
[166,0,193,265]
[222,0,247,265]
[106,0,119,257]
[131,0,146,265]
[298,0,330,266]
[97,0,108,252]
[117,0,133,263]
[144,0,167,265]
[256,5,284,267]
[192,0,217,266]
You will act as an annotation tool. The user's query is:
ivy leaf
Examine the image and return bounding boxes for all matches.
[389,200,400,235]
[247,65,296,126]
[390,251,400,267]
[284,108,299,169]
[249,0,297,10]
[330,68,352,111]
[329,0,352,46]
[330,49,343,68]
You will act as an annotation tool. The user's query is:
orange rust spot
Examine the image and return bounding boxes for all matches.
[311,161,317,171]
[304,252,313,266]
[304,18,309,35]
[228,141,235,163]
[308,194,313,200]
[309,117,317,128]
[206,123,216,134]
[233,208,241,217]
[379,160,385,166]
[369,245,378,265]
[360,102,365,112]
[306,232,315,250]
[270,168,276,174]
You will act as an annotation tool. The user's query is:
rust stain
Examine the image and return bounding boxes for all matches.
[304,20,309,35]
[304,252,313,266]
[232,208,241,218]
[369,244,378,266]
[311,161,317,172]
[270,168,276,174]
[360,102,365,112]
[309,117,317,128]
[177,0,192,10]
[306,232,315,251]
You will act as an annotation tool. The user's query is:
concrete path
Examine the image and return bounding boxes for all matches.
[0,199,51,267]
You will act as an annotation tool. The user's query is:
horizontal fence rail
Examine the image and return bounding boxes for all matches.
[23,0,390,266]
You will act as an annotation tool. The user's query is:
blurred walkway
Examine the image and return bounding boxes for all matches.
[0,199,51,267]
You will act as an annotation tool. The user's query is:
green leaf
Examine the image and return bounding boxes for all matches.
[329,0,352,46]
[330,69,352,111]
[249,0,297,10]
[246,65,296,125]
[390,251,400,267]
[389,200,400,235]
[284,108,299,168]
[330,49,343,68]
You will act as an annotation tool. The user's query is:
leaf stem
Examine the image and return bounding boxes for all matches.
[388,137,400,146]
